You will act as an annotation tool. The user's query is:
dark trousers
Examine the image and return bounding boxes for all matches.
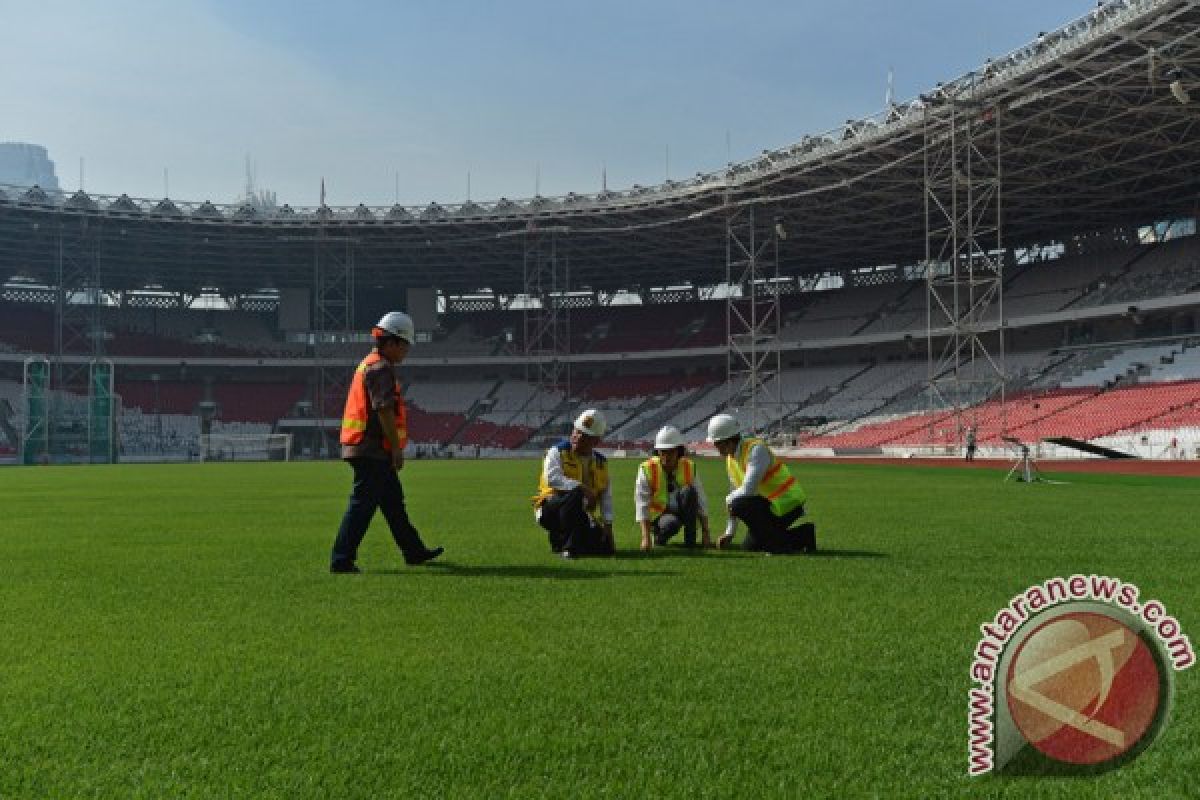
[653,485,700,546]
[331,457,428,568]
[729,495,813,554]
[538,488,614,556]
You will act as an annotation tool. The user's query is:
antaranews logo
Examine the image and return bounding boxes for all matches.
[967,575,1193,776]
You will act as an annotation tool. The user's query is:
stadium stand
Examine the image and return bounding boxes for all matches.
[780,284,904,341]
[1005,250,1137,317]
[1147,343,1200,383]
[404,380,495,413]
[1058,343,1186,388]
[1072,237,1200,309]
[805,380,1200,450]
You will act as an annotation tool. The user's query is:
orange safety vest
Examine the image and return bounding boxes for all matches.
[639,455,695,516]
[340,351,408,450]
[726,437,806,515]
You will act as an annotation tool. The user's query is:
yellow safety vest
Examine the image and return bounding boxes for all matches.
[726,437,806,516]
[533,441,610,524]
[639,456,696,516]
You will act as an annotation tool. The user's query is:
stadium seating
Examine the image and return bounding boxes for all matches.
[1073,237,1200,309]
[455,418,533,449]
[116,381,205,415]
[406,406,467,445]
[212,382,307,423]
[1059,343,1185,388]
[1147,345,1200,383]
[806,380,1200,449]
[404,380,495,413]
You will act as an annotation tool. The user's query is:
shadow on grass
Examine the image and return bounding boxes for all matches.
[610,547,714,559]
[611,547,889,560]
[606,547,890,560]
[806,548,889,559]
[374,562,677,580]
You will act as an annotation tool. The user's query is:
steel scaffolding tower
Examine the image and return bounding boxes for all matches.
[522,225,570,423]
[726,204,783,437]
[923,98,1006,447]
[42,219,117,462]
[313,231,356,458]
[54,219,101,393]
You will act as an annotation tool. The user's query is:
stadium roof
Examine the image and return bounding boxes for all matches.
[1,0,1199,297]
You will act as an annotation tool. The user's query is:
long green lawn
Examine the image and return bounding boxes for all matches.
[1,459,1197,798]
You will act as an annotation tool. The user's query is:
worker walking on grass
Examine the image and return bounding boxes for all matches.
[330,311,444,574]
[532,409,615,558]
[707,413,816,554]
[635,425,713,551]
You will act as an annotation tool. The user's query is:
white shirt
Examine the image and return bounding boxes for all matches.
[538,445,614,523]
[633,461,709,522]
[725,442,771,505]
[723,441,772,538]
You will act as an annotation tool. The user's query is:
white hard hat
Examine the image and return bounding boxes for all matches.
[374,311,415,344]
[706,413,741,443]
[573,408,607,437]
[654,425,686,451]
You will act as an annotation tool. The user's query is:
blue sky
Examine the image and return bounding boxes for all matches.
[1,0,1098,206]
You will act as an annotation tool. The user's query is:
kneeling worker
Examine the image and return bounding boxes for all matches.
[635,425,713,551]
[707,413,816,554]
[533,409,615,558]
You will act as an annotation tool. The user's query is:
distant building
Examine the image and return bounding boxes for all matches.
[234,156,277,212]
[0,142,59,190]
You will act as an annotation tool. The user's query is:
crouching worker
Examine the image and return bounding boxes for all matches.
[635,425,713,551]
[532,409,615,559]
[706,413,816,554]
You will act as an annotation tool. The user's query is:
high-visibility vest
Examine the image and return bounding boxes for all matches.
[533,440,609,524]
[639,455,696,517]
[726,437,806,515]
[340,351,408,450]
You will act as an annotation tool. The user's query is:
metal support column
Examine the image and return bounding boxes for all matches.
[522,225,570,425]
[313,231,356,458]
[924,98,1005,447]
[21,357,50,465]
[726,204,783,437]
[88,359,117,463]
[54,219,101,393]
[52,219,106,461]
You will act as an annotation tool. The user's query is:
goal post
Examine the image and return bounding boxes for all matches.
[198,433,293,462]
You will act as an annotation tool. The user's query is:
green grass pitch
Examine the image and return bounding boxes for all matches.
[2,458,1197,798]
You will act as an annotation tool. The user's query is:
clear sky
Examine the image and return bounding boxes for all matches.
[1,0,1099,207]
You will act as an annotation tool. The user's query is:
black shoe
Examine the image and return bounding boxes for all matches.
[330,563,361,574]
[793,523,817,554]
[405,546,444,566]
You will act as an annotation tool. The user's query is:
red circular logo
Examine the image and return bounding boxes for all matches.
[1006,611,1163,766]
